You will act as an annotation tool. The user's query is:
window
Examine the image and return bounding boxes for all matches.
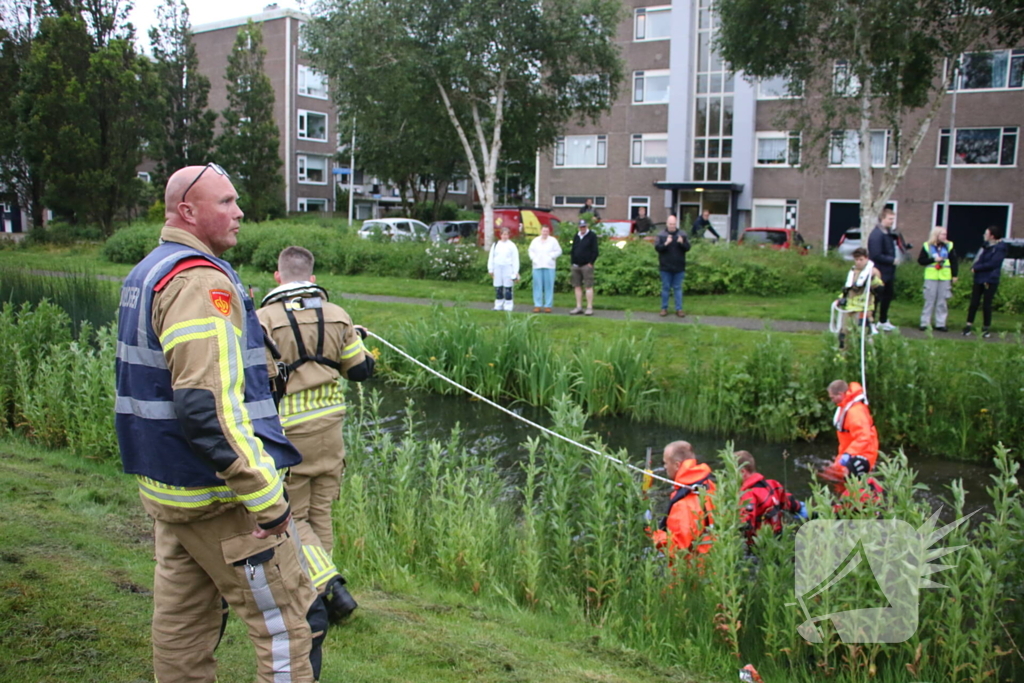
[298,65,328,99]
[755,131,801,166]
[752,199,798,228]
[630,133,668,167]
[757,75,799,99]
[554,134,607,167]
[634,6,671,41]
[938,127,1018,167]
[692,0,733,182]
[629,196,651,220]
[829,130,892,167]
[633,70,670,104]
[449,179,469,194]
[137,171,151,183]
[553,195,606,208]
[833,60,861,97]
[297,155,328,184]
[298,110,328,141]
[955,49,1024,90]
[298,198,328,212]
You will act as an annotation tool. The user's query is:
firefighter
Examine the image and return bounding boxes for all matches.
[115,165,326,683]
[648,441,715,557]
[735,450,806,544]
[257,246,375,623]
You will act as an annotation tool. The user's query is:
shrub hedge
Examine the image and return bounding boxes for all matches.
[102,221,1024,309]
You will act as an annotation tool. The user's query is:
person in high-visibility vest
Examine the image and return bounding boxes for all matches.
[917,226,959,332]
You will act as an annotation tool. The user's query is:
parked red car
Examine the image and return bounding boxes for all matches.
[477,207,561,245]
[739,227,809,254]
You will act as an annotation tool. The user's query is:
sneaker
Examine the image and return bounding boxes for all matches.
[982,327,992,338]
[962,325,973,336]
[877,321,897,332]
[543,307,552,313]
[584,307,594,316]
[936,326,948,332]
[870,323,879,335]
[569,307,583,315]
[659,309,668,317]
[532,307,541,313]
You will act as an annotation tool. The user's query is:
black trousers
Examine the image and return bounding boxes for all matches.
[966,282,999,327]
[875,278,895,323]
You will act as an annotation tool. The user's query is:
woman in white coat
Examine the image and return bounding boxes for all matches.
[527,225,562,312]
[488,227,520,311]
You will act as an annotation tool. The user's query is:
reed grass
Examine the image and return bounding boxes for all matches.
[0,265,119,336]
[335,386,1023,683]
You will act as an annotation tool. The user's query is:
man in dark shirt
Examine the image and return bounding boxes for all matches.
[654,214,690,316]
[570,219,599,315]
[579,198,601,220]
[634,206,653,234]
[691,209,720,241]
[867,208,897,331]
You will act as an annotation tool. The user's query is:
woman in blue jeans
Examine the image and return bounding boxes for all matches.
[527,225,562,312]
[654,215,690,317]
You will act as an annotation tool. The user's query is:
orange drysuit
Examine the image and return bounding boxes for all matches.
[832,382,879,471]
[649,459,715,556]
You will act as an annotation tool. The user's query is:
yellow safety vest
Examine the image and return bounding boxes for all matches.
[924,241,954,281]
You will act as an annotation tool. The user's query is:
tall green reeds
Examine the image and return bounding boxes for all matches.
[336,387,1024,683]
[0,265,119,336]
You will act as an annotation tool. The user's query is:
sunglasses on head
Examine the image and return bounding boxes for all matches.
[181,163,230,203]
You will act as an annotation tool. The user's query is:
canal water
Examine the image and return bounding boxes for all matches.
[355,380,999,512]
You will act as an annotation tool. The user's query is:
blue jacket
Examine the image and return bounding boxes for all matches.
[867,225,896,281]
[972,241,1007,285]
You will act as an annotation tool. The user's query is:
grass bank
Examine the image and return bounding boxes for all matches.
[0,436,702,683]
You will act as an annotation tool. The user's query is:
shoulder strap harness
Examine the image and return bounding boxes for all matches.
[658,475,713,531]
[261,282,342,376]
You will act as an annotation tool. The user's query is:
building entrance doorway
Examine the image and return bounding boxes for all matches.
[678,203,700,232]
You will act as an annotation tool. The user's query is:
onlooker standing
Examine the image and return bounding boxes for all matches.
[579,197,601,220]
[691,209,720,241]
[488,226,520,311]
[569,219,598,316]
[917,226,958,331]
[527,224,562,313]
[963,225,1008,338]
[634,206,653,235]
[654,214,690,317]
[867,207,898,331]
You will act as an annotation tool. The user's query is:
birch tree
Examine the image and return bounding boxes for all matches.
[717,0,1024,231]
[307,0,623,247]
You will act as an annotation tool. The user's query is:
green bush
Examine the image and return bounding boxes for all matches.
[146,201,165,223]
[102,223,162,264]
[410,200,459,223]
[24,221,105,246]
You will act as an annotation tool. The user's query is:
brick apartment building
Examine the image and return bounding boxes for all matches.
[537,0,1023,255]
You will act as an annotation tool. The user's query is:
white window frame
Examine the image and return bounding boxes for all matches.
[756,75,800,99]
[630,133,668,167]
[554,134,608,168]
[298,65,329,99]
[833,60,861,97]
[634,6,671,42]
[553,195,607,208]
[751,198,797,229]
[297,154,329,185]
[823,199,898,255]
[298,109,329,142]
[137,171,151,183]
[951,48,1024,92]
[828,130,892,168]
[937,126,1018,168]
[633,69,671,105]
[298,198,328,212]
[629,196,651,217]
[449,179,469,194]
[755,131,801,167]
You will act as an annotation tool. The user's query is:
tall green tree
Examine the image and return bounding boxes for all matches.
[148,0,216,190]
[307,0,624,247]
[216,20,283,222]
[717,0,1024,231]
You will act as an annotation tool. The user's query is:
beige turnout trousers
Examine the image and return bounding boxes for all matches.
[152,505,320,683]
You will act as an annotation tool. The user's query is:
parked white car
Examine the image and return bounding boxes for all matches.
[357,218,430,241]
[837,228,913,264]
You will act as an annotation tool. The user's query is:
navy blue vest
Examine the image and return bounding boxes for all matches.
[115,240,301,487]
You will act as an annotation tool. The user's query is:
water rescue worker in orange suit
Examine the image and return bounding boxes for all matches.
[649,441,715,557]
[735,450,806,544]
[827,379,878,477]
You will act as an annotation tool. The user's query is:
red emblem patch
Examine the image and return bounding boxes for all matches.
[209,289,232,316]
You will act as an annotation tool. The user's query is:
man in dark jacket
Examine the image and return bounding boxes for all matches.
[579,198,601,220]
[691,209,720,241]
[867,208,898,331]
[963,225,1008,338]
[634,206,653,234]
[570,219,599,316]
[654,214,690,317]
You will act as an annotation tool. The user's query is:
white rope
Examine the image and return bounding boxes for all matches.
[829,285,873,398]
[366,330,679,488]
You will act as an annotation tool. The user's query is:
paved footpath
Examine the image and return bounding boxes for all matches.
[338,292,1010,343]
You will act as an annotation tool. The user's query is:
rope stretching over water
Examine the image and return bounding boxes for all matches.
[366,330,679,488]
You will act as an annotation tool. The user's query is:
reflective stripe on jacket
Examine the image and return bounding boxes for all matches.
[115,228,300,524]
[922,240,954,281]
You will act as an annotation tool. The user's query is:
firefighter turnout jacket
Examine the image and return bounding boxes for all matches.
[115,227,301,528]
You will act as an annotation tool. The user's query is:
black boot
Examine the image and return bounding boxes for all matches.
[323,575,358,623]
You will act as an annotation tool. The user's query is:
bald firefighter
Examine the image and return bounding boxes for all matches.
[257,246,375,623]
[115,165,326,683]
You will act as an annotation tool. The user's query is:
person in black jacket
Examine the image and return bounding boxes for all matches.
[963,225,1009,338]
[634,206,653,235]
[579,198,601,220]
[867,208,898,331]
[570,219,599,315]
[654,214,691,317]
[691,209,720,241]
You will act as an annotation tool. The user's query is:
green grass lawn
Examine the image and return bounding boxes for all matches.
[0,436,706,683]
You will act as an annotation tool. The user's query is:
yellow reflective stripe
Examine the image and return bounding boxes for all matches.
[137,476,283,512]
[341,339,366,360]
[302,544,338,588]
[160,316,241,349]
[281,404,346,428]
[280,384,345,421]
